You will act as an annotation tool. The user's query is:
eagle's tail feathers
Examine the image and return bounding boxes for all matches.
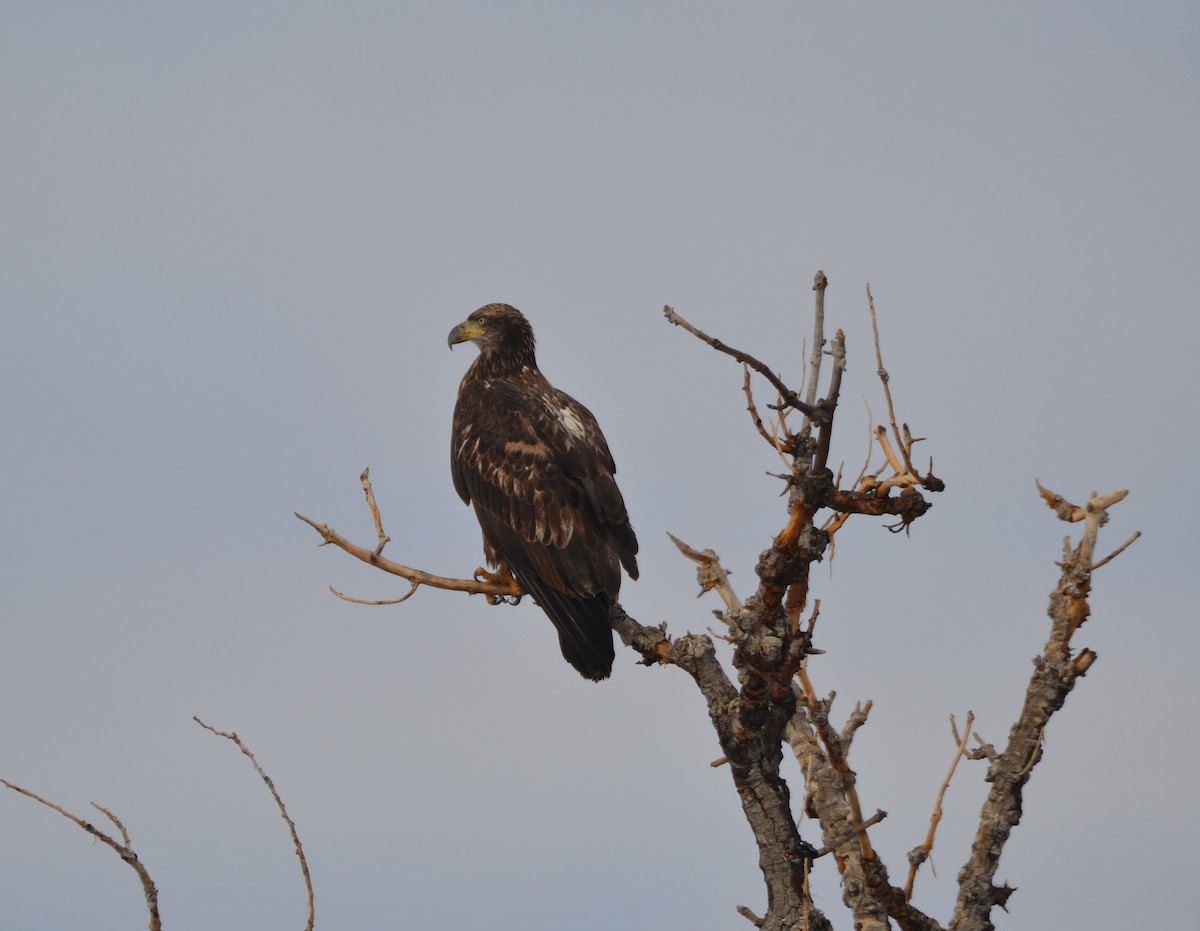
[514,572,615,681]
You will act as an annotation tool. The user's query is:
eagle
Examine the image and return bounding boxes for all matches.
[448,303,639,681]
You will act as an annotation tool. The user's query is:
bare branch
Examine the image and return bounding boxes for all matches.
[787,706,893,931]
[867,283,912,473]
[666,532,741,614]
[814,809,888,857]
[969,732,999,764]
[1,780,161,931]
[330,583,420,605]
[951,488,1129,931]
[194,718,315,931]
[874,424,906,475]
[1092,530,1140,570]
[360,467,391,557]
[92,801,134,847]
[607,603,672,668]
[799,270,830,440]
[1072,649,1098,676]
[663,304,826,422]
[905,711,975,899]
[743,364,780,449]
[295,510,521,601]
[812,328,846,475]
[804,689,875,861]
[1034,479,1087,522]
[840,699,873,751]
[828,485,933,526]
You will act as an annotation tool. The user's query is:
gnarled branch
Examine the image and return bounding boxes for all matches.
[950,488,1136,931]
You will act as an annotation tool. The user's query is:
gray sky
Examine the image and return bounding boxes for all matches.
[2,3,1194,928]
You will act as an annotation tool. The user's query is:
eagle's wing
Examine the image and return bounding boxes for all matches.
[451,376,638,600]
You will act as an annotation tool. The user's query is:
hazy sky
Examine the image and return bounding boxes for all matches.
[2,3,1195,929]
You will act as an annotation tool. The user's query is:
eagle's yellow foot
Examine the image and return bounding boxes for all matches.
[474,565,522,604]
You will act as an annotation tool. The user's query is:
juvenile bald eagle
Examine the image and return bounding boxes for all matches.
[448,304,638,681]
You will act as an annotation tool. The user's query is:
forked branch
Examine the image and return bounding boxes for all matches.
[950,487,1136,931]
[1,780,161,931]
[906,711,975,899]
[295,468,522,604]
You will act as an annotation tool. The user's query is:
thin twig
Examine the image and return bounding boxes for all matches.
[867,283,912,473]
[662,305,825,421]
[1015,726,1045,778]
[360,467,391,557]
[92,802,132,847]
[1,780,161,931]
[194,717,315,931]
[329,583,419,605]
[813,328,846,474]
[800,270,829,440]
[842,395,878,494]
[1092,530,1141,570]
[799,684,876,860]
[905,711,974,899]
[743,364,778,448]
[814,809,888,857]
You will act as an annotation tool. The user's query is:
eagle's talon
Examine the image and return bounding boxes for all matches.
[474,564,522,605]
[474,564,517,586]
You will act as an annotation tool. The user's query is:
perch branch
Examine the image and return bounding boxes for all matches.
[1,780,161,931]
[295,511,522,601]
[194,717,315,931]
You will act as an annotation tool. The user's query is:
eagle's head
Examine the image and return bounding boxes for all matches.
[448,303,537,373]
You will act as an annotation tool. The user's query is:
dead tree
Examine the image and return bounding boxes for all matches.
[296,272,1134,930]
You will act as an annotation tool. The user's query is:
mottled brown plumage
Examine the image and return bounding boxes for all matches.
[448,304,638,680]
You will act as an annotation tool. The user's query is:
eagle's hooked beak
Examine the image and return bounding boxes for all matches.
[447,319,484,349]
